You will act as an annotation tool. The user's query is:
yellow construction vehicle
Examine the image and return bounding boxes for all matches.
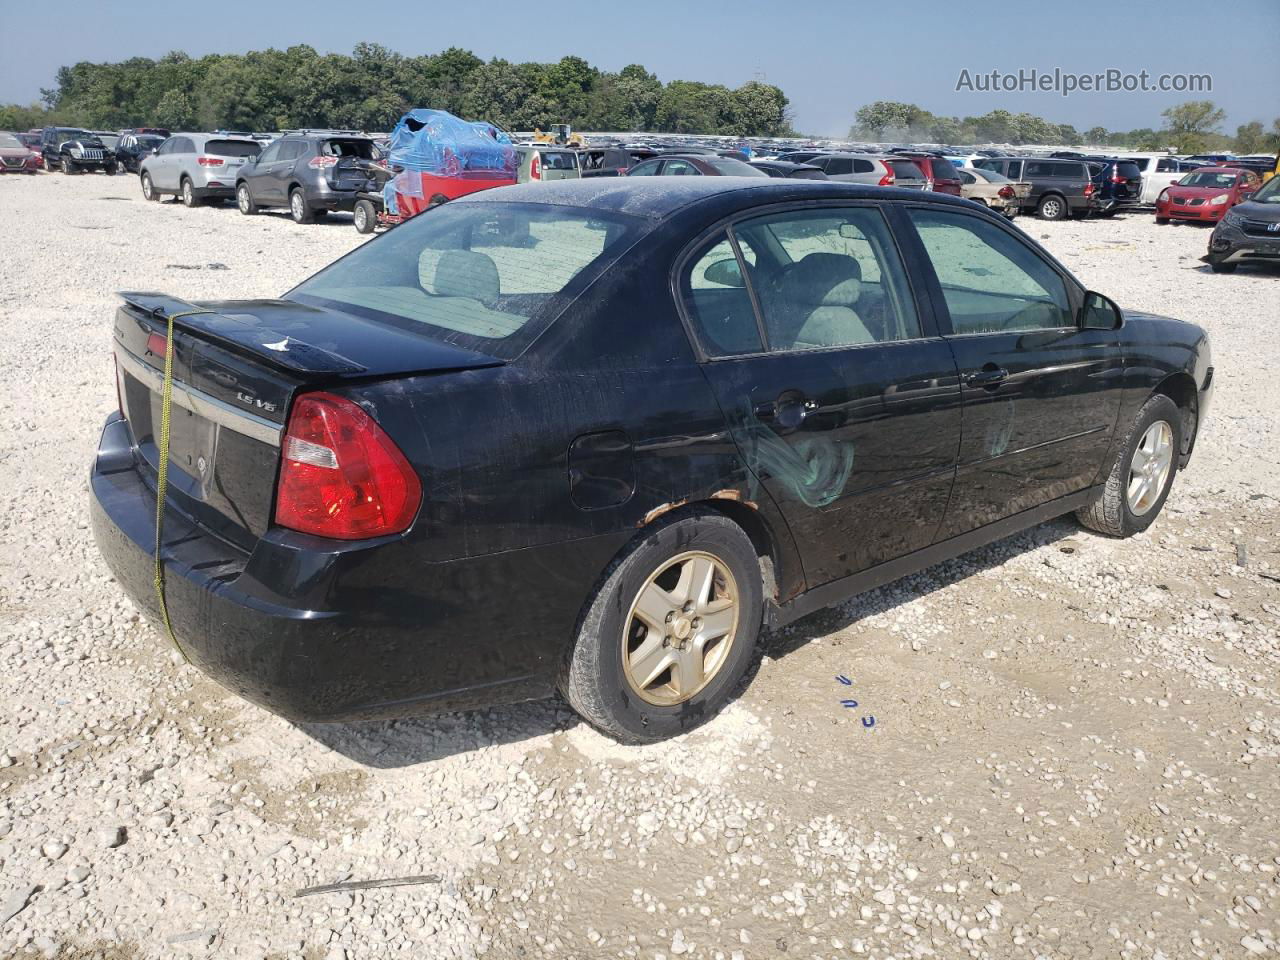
[532,123,586,148]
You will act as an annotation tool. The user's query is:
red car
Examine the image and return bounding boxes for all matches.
[891,151,963,196]
[0,132,40,173]
[1156,166,1260,224]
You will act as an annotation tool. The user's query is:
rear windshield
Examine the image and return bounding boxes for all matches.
[1115,162,1142,178]
[929,158,959,178]
[322,139,375,159]
[289,202,646,359]
[889,160,924,179]
[540,151,579,170]
[206,139,261,158]
[705,157,769,176]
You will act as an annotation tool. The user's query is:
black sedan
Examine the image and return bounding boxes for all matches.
[90,179,1213,742]
[750,159,828,180]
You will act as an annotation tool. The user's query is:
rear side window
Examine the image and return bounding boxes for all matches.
[930,159,958,179]
[291,202,644,359]
[682,233,764,356]
[627,160,662,176]
[907,209,1073,335]
[824,158,854,175]
[207,139,261,158]
[853,159,875,173]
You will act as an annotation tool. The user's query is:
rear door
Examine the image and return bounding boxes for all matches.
[682,203,962,587]
[205,138,260,182]
[902,206,1123,536]
[266,140,302,203]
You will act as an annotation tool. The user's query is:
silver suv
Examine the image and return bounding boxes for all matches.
[806,153,927,189]
[139,134,262,207]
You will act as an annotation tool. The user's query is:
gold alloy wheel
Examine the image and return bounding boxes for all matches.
[622,551,740,707]
[1127,420,1174,516]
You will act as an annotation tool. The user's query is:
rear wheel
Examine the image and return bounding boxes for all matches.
[1155,217,1170,225]
[561,511,763,743]
[1077,394,1183,538]
[140,172,158,201]
[289,188,315,223]
[181,177,200,207]
[353,199,376,234]
[236,183,258,215]
[1037,194,1067,220]
[1210,261,1237,274]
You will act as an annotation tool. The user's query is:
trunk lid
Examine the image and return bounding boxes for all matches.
[113,293,501,549]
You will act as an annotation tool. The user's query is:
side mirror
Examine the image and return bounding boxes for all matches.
[1080,291,1123,331]
[703,257,745,288]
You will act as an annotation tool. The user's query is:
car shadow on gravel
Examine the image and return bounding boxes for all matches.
[296,519,1082,768]
[296,698,578,769]
[762,517,1081,661]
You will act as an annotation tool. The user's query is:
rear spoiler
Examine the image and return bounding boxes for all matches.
[118,292,367,376]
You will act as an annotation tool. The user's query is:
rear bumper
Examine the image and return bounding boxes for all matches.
[90,414,620,722]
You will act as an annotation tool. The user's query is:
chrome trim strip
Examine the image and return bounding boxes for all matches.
[116,348,283,447]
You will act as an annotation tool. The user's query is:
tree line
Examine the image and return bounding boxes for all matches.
[851,100,1280,154]
[0,44,794,137]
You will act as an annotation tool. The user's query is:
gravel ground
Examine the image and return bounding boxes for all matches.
[1,172,1278,960]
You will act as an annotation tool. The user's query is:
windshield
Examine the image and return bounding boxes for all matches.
[1178,171,1239,189]
[58,129,94,141]
[137,136,163,150]
[290,202,646,359]
[0,134,22,149]
[1250,177,1280,204]
[974,168,1010,183]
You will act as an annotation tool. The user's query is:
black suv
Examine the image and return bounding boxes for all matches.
[234,132,379,224]
[114,133,166,173]
[1058,155,1144,216]
[41,127,115,174]
[973,157,1096,220]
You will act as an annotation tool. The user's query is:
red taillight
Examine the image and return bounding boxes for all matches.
[146,332,168,358]
[309,155,339,168]
[877,171,894,186]
[196,156,224,166]
[998,185,1015,199]
[1083,183,1095,197]
[275,392,421,540]
[530,153,541,180]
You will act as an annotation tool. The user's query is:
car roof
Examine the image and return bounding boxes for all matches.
[1187,166,1247,175]
[457,177,977,219]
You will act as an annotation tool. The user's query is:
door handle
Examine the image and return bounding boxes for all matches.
[965,365,1009,389]
[754,395,817,430]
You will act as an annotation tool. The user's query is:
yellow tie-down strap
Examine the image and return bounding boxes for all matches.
[151,309,213,664]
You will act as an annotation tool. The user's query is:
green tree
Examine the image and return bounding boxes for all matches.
[850,101,932,139]
[1234,121,1265,154]
[1160,100,1225,153]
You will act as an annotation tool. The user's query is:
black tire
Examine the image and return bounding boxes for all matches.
[560,510,763,743]
[1155,217,1170,225]
[428,193,449,209]
[140,171,158,201]
[104,163,117,176]
[62,158,77,175]
[289,188,315,224]
[353,199,377,234]
[1077,393,1184,538]
[1210,261,1237,274]
[181,177,201,207]
[236,183,258,215]
[1036,194,1067,220]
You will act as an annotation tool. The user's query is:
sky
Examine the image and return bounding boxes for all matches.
[1,0,1276,137]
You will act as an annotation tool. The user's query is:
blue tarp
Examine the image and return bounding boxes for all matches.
[385,109,515,176]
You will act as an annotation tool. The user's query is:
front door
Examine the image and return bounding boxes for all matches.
[902,207,1124,539]
[680,204,962,588]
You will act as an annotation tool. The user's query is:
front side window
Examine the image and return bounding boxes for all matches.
[291,202,644,359]
[256,141,281,165]
[907,209,1073,335]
